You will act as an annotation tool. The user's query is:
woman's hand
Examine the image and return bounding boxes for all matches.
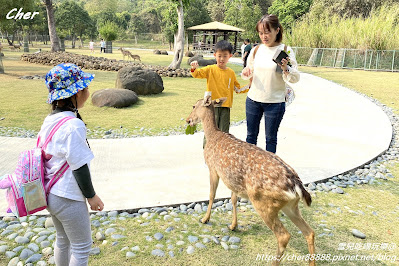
[242,67,252,78]
[88,194,104,211]
[280,57,290,72]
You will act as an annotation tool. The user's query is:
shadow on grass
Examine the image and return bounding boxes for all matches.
[140,91,179,99]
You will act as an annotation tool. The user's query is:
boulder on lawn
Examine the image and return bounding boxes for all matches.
[185,51,194,57]
[115,66,164,95]
[91,88,138,108]
[187,55,216,66]
[187,55,203,65]
[198,58,216,66]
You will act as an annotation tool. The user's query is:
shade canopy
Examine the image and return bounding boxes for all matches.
[188,21,244,32]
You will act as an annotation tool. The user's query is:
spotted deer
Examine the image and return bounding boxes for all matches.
[118,47,141,62]
[186,96,315,265]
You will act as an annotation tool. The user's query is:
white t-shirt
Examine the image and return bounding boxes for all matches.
[38,111,94,202]
[241,43,246,59]
[243,44,300,103]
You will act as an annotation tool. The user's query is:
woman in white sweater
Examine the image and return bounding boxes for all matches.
[242,14,300,153]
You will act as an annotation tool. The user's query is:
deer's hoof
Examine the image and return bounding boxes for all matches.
[199,218,209,224]
[228,224,237,231]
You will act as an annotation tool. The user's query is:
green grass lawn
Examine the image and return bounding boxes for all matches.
[88,176,399,265]
[0,50,247,137]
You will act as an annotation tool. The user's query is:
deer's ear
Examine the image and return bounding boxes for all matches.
[203,95,212,107]
[213,97,227,107]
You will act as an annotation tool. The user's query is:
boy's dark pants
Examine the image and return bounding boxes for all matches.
[203,107,230,148]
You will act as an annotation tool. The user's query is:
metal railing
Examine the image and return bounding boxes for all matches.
[293,47,399,72]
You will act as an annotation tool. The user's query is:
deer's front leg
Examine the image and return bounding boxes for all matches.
[229,192,238,230]
[200,169,219,224]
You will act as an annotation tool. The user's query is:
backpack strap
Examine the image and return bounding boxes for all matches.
[36,116,75,195]
[37,116,75,149]
[252,45,261,60]
[249,45,261,88]
[46,161,69,196]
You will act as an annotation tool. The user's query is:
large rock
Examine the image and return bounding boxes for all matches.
[198,58,216,66]
[91,88,138,108]
[187,55,203,65]
[187,55,216,67]
[115,66,164,95]
[185,51,194,57]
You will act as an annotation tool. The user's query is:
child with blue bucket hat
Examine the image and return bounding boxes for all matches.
[40,63,104,265]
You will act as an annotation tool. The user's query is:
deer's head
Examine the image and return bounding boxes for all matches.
[186,96,227,127]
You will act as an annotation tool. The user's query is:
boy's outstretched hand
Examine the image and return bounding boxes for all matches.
[190,61,199,70]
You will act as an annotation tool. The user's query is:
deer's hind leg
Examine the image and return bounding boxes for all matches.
[282,201,315,266]
[251,197,290,266]
[200,168,219,224]
[229,191,238,230]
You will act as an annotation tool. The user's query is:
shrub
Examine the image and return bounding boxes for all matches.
[99,21,119,42]
[286,3,399,50]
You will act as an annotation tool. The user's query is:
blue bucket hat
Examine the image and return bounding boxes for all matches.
[45,63,94,104]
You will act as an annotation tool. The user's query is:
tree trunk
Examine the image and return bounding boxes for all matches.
[72,35,75,49]
[6,36,12,46]
[168,0,184,69]
[0,55,4,74]
[45,0,60,52]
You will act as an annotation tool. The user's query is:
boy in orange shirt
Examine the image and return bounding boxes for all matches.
[191,40,249,142]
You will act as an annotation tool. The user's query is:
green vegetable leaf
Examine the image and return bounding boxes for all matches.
[185,124,197,135]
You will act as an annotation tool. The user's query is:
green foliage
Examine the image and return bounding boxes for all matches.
[128,3,163,34]
[253,0,273,14]
[207,0,226,22]
[224,0,263,42]
[185,0,211,42]
[268,0,312,30]
[84,0,118,17]
[287,3,399,50]
[309,0,399,18]
[0,0,37,37]
[128,13,147,34]
[30,2,49,35]
[223,0,240,26]
[185,0,211,29]
[56,1,96,40]
[115,0,139,13]
[116,11,131,30]
[93,10,119,26]
[240,4,262,41]
[98,21,119,41]
[160,3,178,44]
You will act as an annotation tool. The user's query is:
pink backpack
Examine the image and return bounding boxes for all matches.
[0,116,74,217]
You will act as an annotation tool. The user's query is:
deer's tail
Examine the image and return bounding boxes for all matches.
[299,183,312,207]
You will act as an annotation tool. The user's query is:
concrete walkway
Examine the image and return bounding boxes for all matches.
[0,73,392,216]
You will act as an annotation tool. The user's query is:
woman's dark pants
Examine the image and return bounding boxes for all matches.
[245,97,285,153]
